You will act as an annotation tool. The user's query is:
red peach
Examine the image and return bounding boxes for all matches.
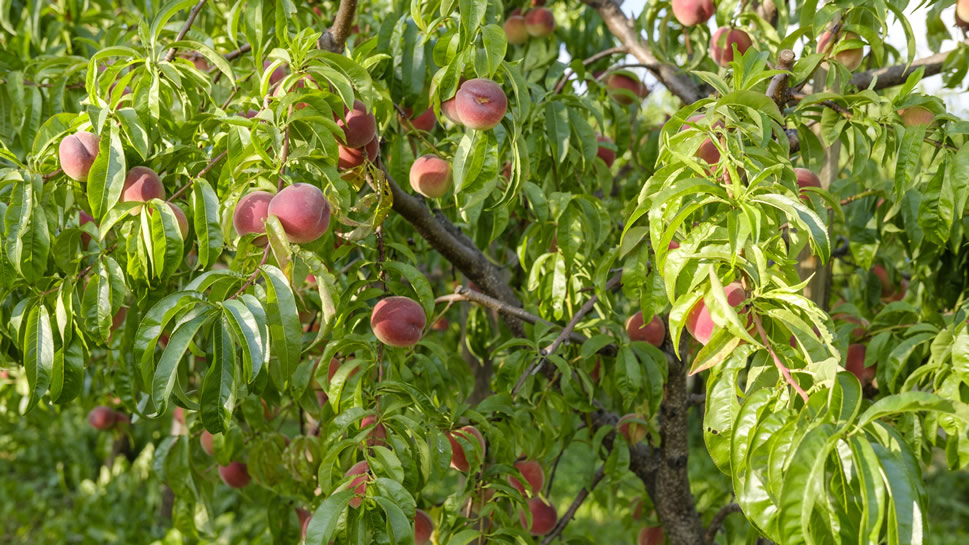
[625,312,666,347]
[200,430,215,455]
[360,415,387,446]
[795,168,821,190]
[448,425,485,472]
[166,203,189,239]
[267,183,331,243]
[409,154,452,198]
[441,96,462,125]
[346,461,369,508]
[88,406,117,430]
[524,7,556,37]
[410,107,437,132]
[958,0,969,26]
[520,497,557,535]
[871,265,892,298]
[297,508,312,539]
[336,99,377,148]
[710,27,753,66]
[605,72,647,105]
[432,318,449,331]
[370,296,427,347]
[505,15,529,44]
[59,131,100,181]
[596,135,616,167]
[508,460,545,496]
[264,60,287,86]
[79,210,95,247]
[219,461,251,488]
[618,413,647,444]
[672,0,714,26]
[638,525,665,545]
[845,343,875,382]
[685,281,746,345]
[818,30,864,71]
[680,115,721,165]
[415,509,433,545]
[454,78,508,130]
[121,166,165,203]
[233,191,273,246]
[337,137,379,171]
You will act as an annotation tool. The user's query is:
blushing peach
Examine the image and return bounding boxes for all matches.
[524,7,556,37]
[508,460,545,496]
[680,115,721,165]
[625,312,665,347]
[845,343,875,382]
[297,508,312,540]
[871,265,892,298]
[505,15,529,44]
[409,154,452,198]
[899,106,934,127]
[618,413,647,443]
[415,509,433,545]
[360,415,387,446]
[59,131,100,181]
[267,183,331,243]
[441,96,462,125]
[79,210,95,247]
[336,99,377,148]
[410,107,437,132]
[264,60,287,86]
[448,425,485,472]
[218,461,251,488]
[638,525,665,545]
[121,166,165,202]
[795,168,821,190]
[818,30,864,70]
[346,461,369,508]
[454,78,508,130]
[166,203,189,239]
[520,497,557,535]
[672,0,714,26]
[685,281,746,345]
[88,406,117,430]
[337,137,379,171]
[606,72,647,105]
[710,27,753,66]
[958,0,969,28]
[200,430,215,456]
[596,135,616,167]
[370,296,427,347]
[233,191,274,245]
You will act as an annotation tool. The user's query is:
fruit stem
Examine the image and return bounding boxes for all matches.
[751,313,809,403]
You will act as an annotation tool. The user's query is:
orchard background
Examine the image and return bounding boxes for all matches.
[3,0,969,543]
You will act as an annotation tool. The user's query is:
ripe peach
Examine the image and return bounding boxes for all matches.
[618,413,647,444]
[795,168,821,191]
[625,312,665,347]
[685,281,746,345]
[432,317,449,331]
[520,497,557,535]
[121,166,165,202]
[370,296,427,347]
[524,7,556,37]
[337,137,379,171]
[441,96,462,125]
[672,0,714,26]
[336,99,377,148]
[959,0,969,27]
[360,415,387,446]
[59,131,100,181]
[267,183,331,243]
[508,460,545,496]
[110,307,127,333]
[448,425,485,472]
[899,106,934,127]
[638,525,665,545]
[409,154,452,198]
[871,265,892,298]
[605,72,647,105]
[596,135,616,167]
[79,210,95,247]
[200,430,215,456]
[233,191,273,245]
[346,460,369,508]
[710,27,753,66]
[219,461,251,488]
[845,343,875,382]
[668,240,680,250]
[505,15,529,44]
[818,30,864,70]
[88,406,117,430]
[454,78,508,130]
[408,107,437,132]
[680,115,721,165]
[415,509,433,545]
[165,203,189,239]
[264,60,287,86]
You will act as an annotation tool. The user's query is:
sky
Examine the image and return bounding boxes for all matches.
[587,0,968,116]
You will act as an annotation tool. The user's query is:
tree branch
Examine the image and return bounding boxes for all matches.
[704,503,742,544]
[850,47,958,90]
[163,0,209,63]
[579,0,702,104]
[553,46,629,94]
[766,49,796,108]
[318,0,359,53]
[538,464,607,545]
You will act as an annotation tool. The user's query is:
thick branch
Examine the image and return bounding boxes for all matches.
[163,0,209,63]
[318,0,359,53]
[851,48,955,90]
[580,0,702,104]
[538,465,607,545]
[766,49,796,108]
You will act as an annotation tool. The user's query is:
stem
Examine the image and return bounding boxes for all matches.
[751,313,809,403]
[704,503,742,544]
[163,0,209,63]
[552,46,628,94]
[318,0,359,52]
[167,150,227,202]
[538,464,607,545]
[229,246,271,299]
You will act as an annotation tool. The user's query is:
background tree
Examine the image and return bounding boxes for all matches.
[2,0,969,544]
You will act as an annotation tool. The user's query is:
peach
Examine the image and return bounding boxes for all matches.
[871,265,892,298]
[163,203,189,239]
[370,296,427,347]
[508,460,545,496]
[233,191,273,245]
[448,425,485,472]
[817,30,864,71]
[680,115,721,165]
[111,307,127,333]
[264,60,287,86]
[267,183,331,243]
[409,154,452,198]
[672,0,714,26]
[337,137,379,171]
[219,461,251,488]
[335,99,377,149]
[524,7,556,37]
[605,72,647,105]
[441,96,462,125]
[121,166,165,202]
[415,509,433,545]
[454,78,508,130]
[668,240,680,249]
[625,312,665,347]
[685,281,746,345]
[505,15,529,44]
[346,461,369,508]
[59,131,100,181]
[959,0,969,28]
[297,508,312,540]
[200,430,215,456]
[88,406,117,430]
[845,343,875,382]
[520,497,557,535]
[432,317,449,331]
[79,210,95,247]
[596,135,616,167]
[618,413,647,443]
[710,27,753,66]
[181,53,209,71]
[899,106,934,127]
[360,415,387,446]
[638,525,665,545]
[409,107,437,132]
[795,168,821,191]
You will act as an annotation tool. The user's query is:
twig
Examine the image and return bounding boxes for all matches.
[167,150,227,202]
[838,189,878,206]
[751,313,809,402]
[538,465,607,545]
[163,0,209,63]
[43,169,63,180]
[318,0,359,52]
[765,49,796,108]
[278,105,292,190]
[704,503,742,544]
[229,246,271,299]
[553,46,628,94]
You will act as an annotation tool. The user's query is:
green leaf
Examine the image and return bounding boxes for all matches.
[856,392,958,430]
[260,265,302,388]
[374,496,415,545]
[168,40,235,83]
[200,318,236,434]
[87,123,126,221]
[23,305,54,413]
[192,179,223,268]
[751,193,830,263]
[222,299,268,382]
[150,0,201,43]
[50,339,83,404]
[152,308,214,413]
[304,490,356,545]
[545,101,570,165]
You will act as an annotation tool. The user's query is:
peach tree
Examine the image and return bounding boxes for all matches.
[2,0,969,543]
